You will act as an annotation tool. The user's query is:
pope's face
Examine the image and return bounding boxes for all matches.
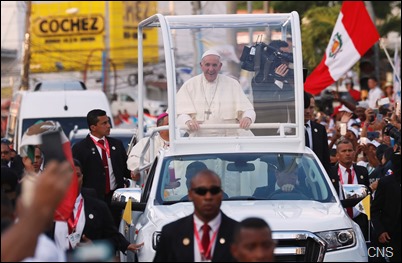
[200,55,222,82]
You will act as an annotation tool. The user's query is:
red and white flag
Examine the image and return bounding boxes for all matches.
[304,1,380,95]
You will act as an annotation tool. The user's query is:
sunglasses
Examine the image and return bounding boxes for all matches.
[191,186,222,196]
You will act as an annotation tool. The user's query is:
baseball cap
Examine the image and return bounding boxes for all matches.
[1,138,11,145]
[339,104,353,113]
[356,101,369,109]
[348,127,359,138]
[367,139,380,148]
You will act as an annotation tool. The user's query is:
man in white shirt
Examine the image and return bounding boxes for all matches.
[127,113,169,186]
[367,76,384,109]
[176,50,255,137]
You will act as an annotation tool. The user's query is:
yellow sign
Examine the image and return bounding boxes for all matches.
[30,1,158,73]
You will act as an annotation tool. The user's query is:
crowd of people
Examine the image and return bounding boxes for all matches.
[1,47,401,262]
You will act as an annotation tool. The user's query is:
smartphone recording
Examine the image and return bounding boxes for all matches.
[41,131,66,164]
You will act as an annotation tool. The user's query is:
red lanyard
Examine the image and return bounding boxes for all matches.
[337,166,355,185]
[90,137,110,157]
[193,221,218,260]
[67,198,84,233]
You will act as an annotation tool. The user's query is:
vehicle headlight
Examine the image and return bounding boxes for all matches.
[316,229,356,251]
[152,231,162,250]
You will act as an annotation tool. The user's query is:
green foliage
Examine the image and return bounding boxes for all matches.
[371,1,396,19]
[379,16,401,35]
[270,1,333,17]
[301,5,341,72]
[236,1,264,10]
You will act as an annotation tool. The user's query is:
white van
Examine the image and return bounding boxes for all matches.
[110,85,167,117]
[5,89,113,151]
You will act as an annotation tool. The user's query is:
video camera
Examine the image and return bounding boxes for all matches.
[383,122,401,146]
[240,40,293,76]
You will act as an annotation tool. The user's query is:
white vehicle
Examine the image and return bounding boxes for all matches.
[112,13,368,262]
[5,90,113,151]
[110,85,167,117]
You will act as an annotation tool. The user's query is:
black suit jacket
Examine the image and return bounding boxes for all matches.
[72,135,130,199]
[153,212,239,262]
[49,191,130,253]
[6,154,24,180]
[309,121,331,174]
[371,174,401,239]
[81,193,130,252]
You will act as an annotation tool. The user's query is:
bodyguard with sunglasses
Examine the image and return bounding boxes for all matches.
[154,170,239,262]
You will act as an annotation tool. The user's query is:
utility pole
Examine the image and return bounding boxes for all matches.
[20,1,32,91]
[191,1,202,74]
[102,1,111,97]
[226,1,239,78]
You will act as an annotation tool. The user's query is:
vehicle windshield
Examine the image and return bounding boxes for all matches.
[34,81,86,91]
[155,153,335,204]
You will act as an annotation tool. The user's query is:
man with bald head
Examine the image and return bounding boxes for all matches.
[154,169,238,262]
[176,49,255,137]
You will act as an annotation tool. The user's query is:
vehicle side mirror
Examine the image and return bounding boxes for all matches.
[111,188,146,212]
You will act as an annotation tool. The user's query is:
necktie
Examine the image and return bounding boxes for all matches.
[201,224,211,260]
[67,211,75,234]
[346,168,353,218]
[98,139,110,194]
[305,123,310,148]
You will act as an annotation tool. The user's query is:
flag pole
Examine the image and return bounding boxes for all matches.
[380,39,401,87]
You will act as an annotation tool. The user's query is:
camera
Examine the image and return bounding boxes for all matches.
[240,41,293,73]
[270,48,293,64]
[383,123,401,146]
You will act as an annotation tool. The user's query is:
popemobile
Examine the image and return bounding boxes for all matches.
[112,12,369,262]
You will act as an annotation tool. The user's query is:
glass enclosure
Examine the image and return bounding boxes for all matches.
[138,13,304,141]
[171,16,298,137]
[154,152,335,204]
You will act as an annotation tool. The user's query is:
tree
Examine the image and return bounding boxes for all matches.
[301,5,340,72]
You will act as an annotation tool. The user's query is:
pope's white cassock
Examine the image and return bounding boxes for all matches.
[176,74,256,137]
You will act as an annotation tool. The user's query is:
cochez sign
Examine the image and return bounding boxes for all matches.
[33,14,104,37]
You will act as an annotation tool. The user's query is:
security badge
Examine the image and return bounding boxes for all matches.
[68,232,81,249]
